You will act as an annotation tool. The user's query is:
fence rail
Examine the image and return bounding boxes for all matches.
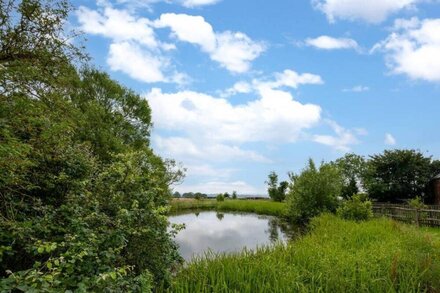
[372,203,440,227]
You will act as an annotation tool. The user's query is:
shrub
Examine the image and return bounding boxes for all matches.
[216,194,225,202]
[337,194,373,221]
[286,159,343,223]
[408,196,426,209]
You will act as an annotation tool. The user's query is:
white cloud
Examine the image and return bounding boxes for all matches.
[180,0,221,8]
[210,31,265,73]
[385,133,397,145]
[264,69,324,89]
[305,35,359,50]
[312,120,359,152]
[155,13,216,51]
[77,6,188,84]
[312,0,419,24]
[108,42,167,83]
[374,18,440,82]
[77,6,161,49]
[146,86,322,144]
[220,81,253,97]
[154,136,272,163]
[176,181,261,195]
[222,69,323,97]
[155,13,265,73]
[342,85,370,92]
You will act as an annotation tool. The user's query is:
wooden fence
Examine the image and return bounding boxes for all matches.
[372,203,440,227]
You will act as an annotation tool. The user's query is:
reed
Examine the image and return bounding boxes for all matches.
[165,214,440,292]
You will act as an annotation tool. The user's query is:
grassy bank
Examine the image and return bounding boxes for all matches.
[170,199,286,217]
[166,214,440,292]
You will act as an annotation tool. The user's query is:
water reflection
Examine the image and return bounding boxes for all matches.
[169,211,293,261]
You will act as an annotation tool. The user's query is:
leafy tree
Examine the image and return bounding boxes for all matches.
[173,191,181,198]
[286,159,343,223]
[232,191,238,199]
[0,1,184,291]
[216,194,225,202]
[224,192,230,198]
[266,172,288,202]
[363,149,437,202]
[334,153,366,199]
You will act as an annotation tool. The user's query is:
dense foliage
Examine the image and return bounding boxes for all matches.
[0,0,182,291]
[337,194,373,221]
[167,214,440,292]
[363,149,440,202]
[286,159,343,222]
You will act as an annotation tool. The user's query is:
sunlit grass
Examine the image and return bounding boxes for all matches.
[170,199,286,217]
[165,214,440,292]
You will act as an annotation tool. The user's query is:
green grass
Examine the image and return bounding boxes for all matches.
[165,214,440,292]
[170,199,286,217]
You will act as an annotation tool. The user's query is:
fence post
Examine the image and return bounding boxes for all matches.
[415,208,420,227]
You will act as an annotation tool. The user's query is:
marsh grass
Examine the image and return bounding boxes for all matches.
[170,199,287,217]
[165,214,440,292]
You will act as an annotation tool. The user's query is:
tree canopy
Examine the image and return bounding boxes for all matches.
[363,149,439,202]
[0,0,183,291]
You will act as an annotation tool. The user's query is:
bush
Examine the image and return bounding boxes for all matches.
[286,159,343,223]
[216,194,225,202]
[337,194,373,221]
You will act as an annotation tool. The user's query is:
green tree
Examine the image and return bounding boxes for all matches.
[216,194,225,202]
[286,159,343,223]
[334,153,366,199]
[363,149,437,202]
[232,190,238,199]
[265,172,287,202]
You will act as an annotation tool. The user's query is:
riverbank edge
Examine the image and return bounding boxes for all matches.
[169,198,287,217]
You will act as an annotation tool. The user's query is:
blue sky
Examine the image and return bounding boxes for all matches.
[71,0,440,195]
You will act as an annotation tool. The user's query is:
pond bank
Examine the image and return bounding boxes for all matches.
[170,199,287,217]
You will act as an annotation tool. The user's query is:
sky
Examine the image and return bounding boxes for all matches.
[71,0,440,195]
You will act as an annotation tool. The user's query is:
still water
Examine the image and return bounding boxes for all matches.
[169,211,292,261]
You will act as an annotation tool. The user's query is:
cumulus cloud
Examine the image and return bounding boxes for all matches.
[373,17,440,82]
[155,13,265,73]
[77,6,187,84]
[305,35,359,50]
[312,0,419,23]
[385,133,397,145]
[108,42,168,83]
[154,136,272,163]
[77,6,162,49]
[146,86,322,144]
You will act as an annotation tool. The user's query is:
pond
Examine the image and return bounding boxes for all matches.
[169,211,294,261]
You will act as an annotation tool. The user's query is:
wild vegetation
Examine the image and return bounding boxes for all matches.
[2,1,440,292]
[167,214,440,292]
[0,1,183,291]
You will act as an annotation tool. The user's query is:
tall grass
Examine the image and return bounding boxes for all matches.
[165,214,440,292]
[170,199,287,217]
